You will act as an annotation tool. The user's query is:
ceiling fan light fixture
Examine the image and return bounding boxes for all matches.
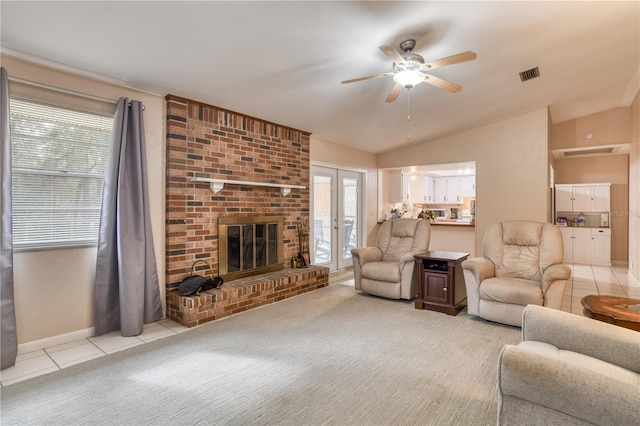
[393,70,425,88]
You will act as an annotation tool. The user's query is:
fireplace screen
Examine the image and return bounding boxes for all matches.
[219,216,283,281]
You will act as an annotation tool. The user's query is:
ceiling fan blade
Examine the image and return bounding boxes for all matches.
[379,45,406,65]
[424,75,462,93]
[341,72,394,84]
[385,83,404,103]
[425,51,477,70]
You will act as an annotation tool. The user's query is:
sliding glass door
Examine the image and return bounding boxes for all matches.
[311,165,363,271]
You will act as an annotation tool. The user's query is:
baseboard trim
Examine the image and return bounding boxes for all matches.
[18,327,95,355]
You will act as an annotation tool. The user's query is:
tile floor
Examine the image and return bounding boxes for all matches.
[1,265,638,387]
[0,319,189,386]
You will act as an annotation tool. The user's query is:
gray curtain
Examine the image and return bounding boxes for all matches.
[94,98,163,337]
[1,67,18,369]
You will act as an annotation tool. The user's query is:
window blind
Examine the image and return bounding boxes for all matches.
[9,98,114,249]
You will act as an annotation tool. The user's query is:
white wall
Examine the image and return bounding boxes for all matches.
[377,108,550,256]
[2,54,166,347]
[310,137,379,246]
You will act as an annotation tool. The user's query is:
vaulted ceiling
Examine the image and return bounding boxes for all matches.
[1,1,638,154]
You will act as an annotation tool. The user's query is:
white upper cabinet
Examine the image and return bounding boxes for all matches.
[388,170,410,203]
[459,175,475,197]
[433,177,448,203]
[425,176,475,204]
[411,175,434,203]
[446,177,461,203]
[590,185,610,212]
[555,183,610,213]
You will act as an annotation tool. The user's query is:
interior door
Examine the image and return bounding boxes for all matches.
[311,165,362,271]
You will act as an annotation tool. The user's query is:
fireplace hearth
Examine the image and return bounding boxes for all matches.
[219,216,284,281]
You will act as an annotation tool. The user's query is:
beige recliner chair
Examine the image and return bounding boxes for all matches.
[462,220,570,327]
[497,305,640,425]
[351,219,430,300]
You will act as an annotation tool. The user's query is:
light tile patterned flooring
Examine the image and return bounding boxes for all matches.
[1,265,638,386]
[0,319,189,386]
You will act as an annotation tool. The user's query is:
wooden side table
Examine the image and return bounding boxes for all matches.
[414,251,469,315]
[581,295,640,332]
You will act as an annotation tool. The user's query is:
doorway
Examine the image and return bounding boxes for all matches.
[311,165,363,271]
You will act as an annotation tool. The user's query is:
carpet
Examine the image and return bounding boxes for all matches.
[0,283,520,425]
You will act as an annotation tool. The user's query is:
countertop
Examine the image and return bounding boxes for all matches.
[430,219,475,227]
[377,219,475,227]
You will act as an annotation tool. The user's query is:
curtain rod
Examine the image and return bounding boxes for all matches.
[8,76,145,109]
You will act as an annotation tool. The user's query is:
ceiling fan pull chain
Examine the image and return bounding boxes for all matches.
[406,88,411,141]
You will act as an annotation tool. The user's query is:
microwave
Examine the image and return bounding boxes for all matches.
[431,209,446,218]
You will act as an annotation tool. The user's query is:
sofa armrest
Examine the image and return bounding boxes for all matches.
[351,247,383,267]
[461,257,495,284]
[540,263,571,293]
[522,305,640,374]
[498,344,640,426]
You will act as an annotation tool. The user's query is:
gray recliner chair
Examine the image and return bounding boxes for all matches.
[462,220,571,327]
[351,219,430,300]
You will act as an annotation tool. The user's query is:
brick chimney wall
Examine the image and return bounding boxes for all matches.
[165,95,311,289]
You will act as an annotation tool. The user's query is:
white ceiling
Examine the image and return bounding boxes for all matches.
[1,1,638,154]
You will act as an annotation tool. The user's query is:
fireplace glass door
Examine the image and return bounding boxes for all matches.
[219,216,283,281]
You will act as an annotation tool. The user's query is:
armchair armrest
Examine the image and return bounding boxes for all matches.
[522,305,640,373]
[351,247,383,267]
[540,263,571,293]
[461,257,495,284]
[398,250,428,263]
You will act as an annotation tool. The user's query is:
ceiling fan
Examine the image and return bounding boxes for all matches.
[341,39,477,102]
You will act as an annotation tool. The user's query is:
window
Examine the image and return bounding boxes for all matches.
[9,98,114,249]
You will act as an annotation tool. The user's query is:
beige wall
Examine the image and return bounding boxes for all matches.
[550,107,631,149]
[310,137,379,246]
[2,54,166,347]
[554,156,629,263]
[551,104,637,268]
[629,91,640,280]
[377,107,550,256]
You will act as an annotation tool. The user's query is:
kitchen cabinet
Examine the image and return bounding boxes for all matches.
[446,178,461,203]
[459,175,475,197]
[410,175,434,203]
[433,177,448,203]
[560,227,610,265]
[425,177,434,203]
[592,228,611,265]
[432,177,463,203]
[388,170,410,203]
[555,184,610,213]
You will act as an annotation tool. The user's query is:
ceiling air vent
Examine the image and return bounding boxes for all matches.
[564,147,614,157]
[519,66,540,82]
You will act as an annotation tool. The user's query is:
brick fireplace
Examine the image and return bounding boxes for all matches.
[165,95,328,327]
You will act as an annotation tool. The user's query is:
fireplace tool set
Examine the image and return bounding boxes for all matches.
[295,220,310,268]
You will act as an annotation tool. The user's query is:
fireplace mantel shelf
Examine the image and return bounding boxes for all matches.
[191,177,305,196]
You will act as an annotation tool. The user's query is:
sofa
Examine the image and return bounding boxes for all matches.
[497,304,640,425]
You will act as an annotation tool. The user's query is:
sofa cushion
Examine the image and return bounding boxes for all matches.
[479,277,543,306]
[361,261,401,282]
